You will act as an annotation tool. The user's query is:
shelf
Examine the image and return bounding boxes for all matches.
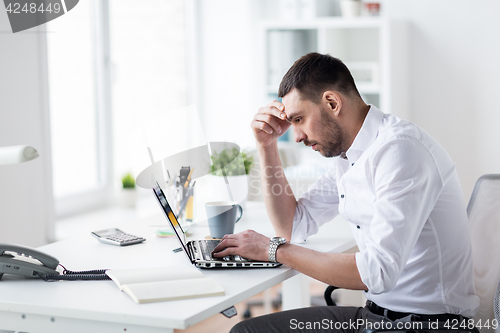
[260,18,409,123]
[357,84,381,94]
[260,17,386,30]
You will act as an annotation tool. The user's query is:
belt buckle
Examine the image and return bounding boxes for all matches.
[367,301,382,315]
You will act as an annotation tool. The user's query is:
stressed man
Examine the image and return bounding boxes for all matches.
[212,53,479,333]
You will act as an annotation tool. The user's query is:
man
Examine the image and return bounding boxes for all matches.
[213,53,479,333]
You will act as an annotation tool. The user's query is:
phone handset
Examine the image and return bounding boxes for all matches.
[0,243,110,281]
[0,242,60,279]
[0,243,59,268]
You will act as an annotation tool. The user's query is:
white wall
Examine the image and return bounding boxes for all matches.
[195,0,262,150]
[197,0,500,199]
[382,0,500,198]
[0,10,55,246]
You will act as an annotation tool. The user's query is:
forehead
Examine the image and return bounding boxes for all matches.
[282,89,303,108]
[282,89,318,117]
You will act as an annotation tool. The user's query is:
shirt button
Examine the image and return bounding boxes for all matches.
[341,194,345,199]
[351,163,355,166]
[357,225,361,229]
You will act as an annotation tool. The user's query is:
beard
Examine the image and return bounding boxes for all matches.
[303,107,346,158]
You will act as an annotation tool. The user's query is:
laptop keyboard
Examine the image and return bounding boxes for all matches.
[200,240,248,262]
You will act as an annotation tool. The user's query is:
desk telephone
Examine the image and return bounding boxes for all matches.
[0,243,110,281]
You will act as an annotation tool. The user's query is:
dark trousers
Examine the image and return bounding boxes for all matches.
[230,305,455,333]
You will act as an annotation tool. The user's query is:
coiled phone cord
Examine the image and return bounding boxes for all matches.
[35,265,111,281]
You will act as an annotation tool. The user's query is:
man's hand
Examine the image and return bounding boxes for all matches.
[251,100,291,147]
[212,230,270,262]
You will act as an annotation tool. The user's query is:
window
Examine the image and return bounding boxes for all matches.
[48,0,191,216]
[48,0,112,216]
[108,0,189,180]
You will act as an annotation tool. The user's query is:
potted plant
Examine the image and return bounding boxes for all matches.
[209,148,254,207]
[121,172,137,208]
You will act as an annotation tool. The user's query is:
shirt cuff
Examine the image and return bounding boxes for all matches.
[355,251,384,294]
[290,205,308,244]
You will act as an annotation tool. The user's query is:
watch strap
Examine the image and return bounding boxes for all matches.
[269,237,286,263]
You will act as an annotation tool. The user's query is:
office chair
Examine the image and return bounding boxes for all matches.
[468,174,500,333]
[325,174,500,333]
[495,278,500,327]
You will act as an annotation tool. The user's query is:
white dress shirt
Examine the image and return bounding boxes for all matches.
[291,106,479,317]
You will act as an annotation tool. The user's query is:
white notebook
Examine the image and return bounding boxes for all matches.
[106,266,225,304]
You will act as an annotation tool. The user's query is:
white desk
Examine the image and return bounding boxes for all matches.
[0,202,355,333]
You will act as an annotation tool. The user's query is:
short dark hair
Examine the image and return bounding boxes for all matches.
[278,52,360,103]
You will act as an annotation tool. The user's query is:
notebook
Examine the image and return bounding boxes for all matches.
[152,181,281,269]
[106,266,224,303]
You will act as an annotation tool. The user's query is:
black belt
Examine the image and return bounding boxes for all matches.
[366,301,468,322]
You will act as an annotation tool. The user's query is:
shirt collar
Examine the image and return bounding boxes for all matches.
[345,105,385,164]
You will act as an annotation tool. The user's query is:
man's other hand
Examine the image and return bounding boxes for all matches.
[212,230,270,262]
[251,100,291,147]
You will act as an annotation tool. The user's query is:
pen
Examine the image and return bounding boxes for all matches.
[179,166,190,186]
[184,168,194,188]
[177,181,196,218]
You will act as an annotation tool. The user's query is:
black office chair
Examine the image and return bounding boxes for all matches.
[324,174,500,333]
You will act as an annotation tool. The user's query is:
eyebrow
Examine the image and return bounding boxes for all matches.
[285,111,300,123]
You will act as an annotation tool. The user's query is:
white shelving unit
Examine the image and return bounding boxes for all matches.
[258,17,409,126]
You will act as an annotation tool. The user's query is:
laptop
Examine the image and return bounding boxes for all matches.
[152,181,281,269]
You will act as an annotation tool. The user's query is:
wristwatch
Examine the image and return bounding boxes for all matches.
[269,237,287,263]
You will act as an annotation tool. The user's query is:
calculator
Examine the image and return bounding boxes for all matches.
[91,228,145,246]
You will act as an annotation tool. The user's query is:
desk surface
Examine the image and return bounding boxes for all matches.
[0,202,355,333]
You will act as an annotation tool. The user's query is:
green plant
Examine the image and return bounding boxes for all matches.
[121,173,136,189]
[210,148,254,176]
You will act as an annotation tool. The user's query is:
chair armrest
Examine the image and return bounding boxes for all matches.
[324,285,340,306]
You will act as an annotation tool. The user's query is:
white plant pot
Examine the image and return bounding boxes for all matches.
[121,188,137,208]
[207,175,249,209]
[340,0,362,18]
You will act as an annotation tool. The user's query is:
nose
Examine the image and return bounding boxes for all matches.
[293,127,306,143]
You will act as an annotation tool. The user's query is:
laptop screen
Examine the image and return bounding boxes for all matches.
[152,181,191,261]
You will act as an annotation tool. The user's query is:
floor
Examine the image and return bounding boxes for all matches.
[176,281,330,333]
[176,280,366,333]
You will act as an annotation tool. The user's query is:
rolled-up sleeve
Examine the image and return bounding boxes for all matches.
[291,165,341,243]
[355,137,445,294]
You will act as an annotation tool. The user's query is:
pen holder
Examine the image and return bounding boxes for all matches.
[185,191,194,222]
[166,185,183,222]
[167,184,195,224]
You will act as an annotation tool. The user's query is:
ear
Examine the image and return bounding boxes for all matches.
[322,91,342,116]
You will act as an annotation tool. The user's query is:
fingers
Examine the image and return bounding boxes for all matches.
[265,100,288,121]
[251,100,292,147]
[211,230,270,262]
[212,237,238,254]
[252,113,284,134]
[211,235,238,257]
[212,247,237,258]
[252,101,288,134]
